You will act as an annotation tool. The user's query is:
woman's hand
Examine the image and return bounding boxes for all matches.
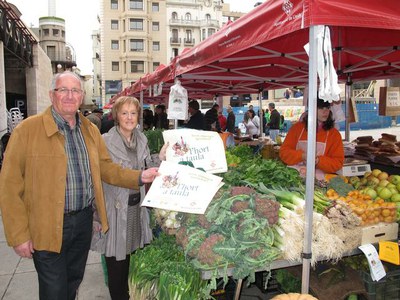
[159,142,169,161]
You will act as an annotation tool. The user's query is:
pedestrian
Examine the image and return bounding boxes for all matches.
[101,111,115,134]
[0,71,159,300]
[218,110,227,132]
[142,108,154,130]
[154,104,169,129]
[266,102,281,142]
[185,100,205,130]
[86,108,103,130]
[284,88,291,99]
[91,96,162,300]
[204,104,221,132]
[243,110,258,137]
[226,105,236,133]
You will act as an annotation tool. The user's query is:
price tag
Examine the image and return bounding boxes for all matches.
[359,244,386,281]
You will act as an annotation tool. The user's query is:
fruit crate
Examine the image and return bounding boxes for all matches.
[361,264,400,300]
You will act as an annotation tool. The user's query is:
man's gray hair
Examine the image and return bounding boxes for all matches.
[50,71,84,90]
[268,102,275,109]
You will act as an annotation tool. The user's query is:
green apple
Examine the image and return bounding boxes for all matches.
[389,187,398,195]
[397,183,400,192]
[389,175,400,185]
[386,183,396,189]
[377,172,389,181]
[360,178,368,185]
[378,179,390,187]
[367,177,380,187]
[364,171,372,178]
[364,188,377,199]
[375,186,384,194]
[378,187,393,200]
[391,193,400,202]
[371,169,382,177]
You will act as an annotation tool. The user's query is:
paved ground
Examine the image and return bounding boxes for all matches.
[1,125,398,300]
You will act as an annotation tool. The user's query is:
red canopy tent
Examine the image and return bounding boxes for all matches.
[127,0,400,293]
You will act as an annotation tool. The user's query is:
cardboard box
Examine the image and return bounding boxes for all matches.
[361,223,399,245]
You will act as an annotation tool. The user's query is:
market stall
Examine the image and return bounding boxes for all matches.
[112,0,400,297]
[128,0,400,294]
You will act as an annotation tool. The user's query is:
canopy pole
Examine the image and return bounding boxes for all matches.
[301,25,319,294]
[345,75,353,141]
[258,89,264,137]
[140,89,144,130]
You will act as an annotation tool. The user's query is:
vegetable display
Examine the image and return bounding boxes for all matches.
[129,233,209,300]
[174,186,281,286]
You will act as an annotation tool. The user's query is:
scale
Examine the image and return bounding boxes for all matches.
[336,158,371,177]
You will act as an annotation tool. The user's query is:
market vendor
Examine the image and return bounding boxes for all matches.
[279,97,344,180]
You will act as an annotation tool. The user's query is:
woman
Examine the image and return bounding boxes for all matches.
[91,96,155,300]
[279,97,344,180]
[243,110,258,137]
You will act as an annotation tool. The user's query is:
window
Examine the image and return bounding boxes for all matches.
[130,39,144,52]
[208,28,216,37]
[53,29,59,36]
[185,30,192,42]
[111,0,118,9]
[46,46,56,60]
[152,22,159,31]
[111,40,119,50]
[185,13,191,20]
[131,61,144,73]
[62,30,65,38]
[129,0,143,10]
[129,19,143,30]
[206,14,211,21]
[172,29,178,39]
[111,20,118,30]
[152,3,159,12]
[43,29,49,36]
[153,62,160,71]
[112,61,119,71]
[152,41,160,51]
[172,12,178,20]
[202,28,206,41]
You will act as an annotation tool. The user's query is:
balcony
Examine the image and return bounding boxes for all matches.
[170,37,181,45]
[169,18,201,27]
[184,38,195,46]
[200,19,219,28]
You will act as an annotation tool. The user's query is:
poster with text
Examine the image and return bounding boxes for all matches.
[142,161,224,214]
[163,128,228,173]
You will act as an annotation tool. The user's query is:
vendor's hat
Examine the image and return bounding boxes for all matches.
[317,97,331,108]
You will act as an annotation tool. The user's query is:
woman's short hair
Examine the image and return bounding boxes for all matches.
[112,96,141,124]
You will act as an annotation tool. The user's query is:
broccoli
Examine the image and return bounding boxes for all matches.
[327,176,354,197]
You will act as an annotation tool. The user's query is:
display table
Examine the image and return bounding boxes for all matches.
[199,248,368,300]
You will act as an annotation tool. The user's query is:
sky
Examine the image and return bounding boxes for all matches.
[9,0,259,75]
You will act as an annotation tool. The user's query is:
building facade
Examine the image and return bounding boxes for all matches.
[98,0,238,105]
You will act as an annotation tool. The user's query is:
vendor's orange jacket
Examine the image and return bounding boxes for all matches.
[279,121,344,173]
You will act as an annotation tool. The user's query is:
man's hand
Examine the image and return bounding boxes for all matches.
[14,240,34,259]
[141,167,159,183]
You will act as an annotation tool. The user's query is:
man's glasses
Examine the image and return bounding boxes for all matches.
[53,88,83,96]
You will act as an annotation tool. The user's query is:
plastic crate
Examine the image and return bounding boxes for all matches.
[361,265,400,300]
[255,270,280,293]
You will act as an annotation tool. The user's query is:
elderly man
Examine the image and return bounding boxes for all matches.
[0,71,159,300]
